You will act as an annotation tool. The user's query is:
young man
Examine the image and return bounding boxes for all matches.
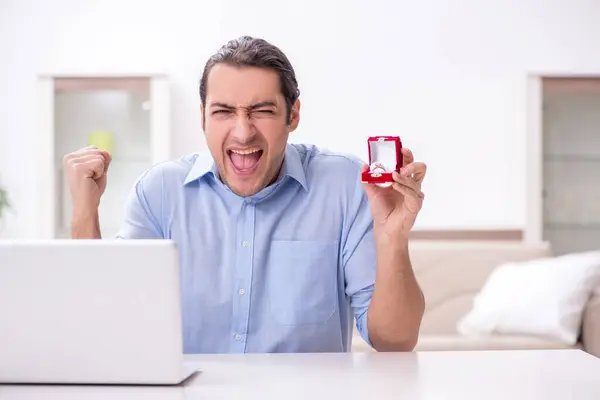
[63,36,427,354]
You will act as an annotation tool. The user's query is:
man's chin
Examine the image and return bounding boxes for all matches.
[230,186,262,197]
[224,176,265,197]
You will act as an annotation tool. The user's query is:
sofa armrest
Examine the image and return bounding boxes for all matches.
[582,291,600,358]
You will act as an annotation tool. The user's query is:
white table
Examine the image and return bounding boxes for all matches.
[1,350,599,399]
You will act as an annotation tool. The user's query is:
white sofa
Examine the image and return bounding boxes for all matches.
[352,240,600,357]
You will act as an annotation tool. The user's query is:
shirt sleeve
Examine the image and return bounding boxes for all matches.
[115,166,165,239]
[342,164,377,348]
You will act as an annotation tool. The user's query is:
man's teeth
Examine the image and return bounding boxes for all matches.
[230,149,261,155]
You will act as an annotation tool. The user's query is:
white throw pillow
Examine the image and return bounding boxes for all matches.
[457,251,600,344]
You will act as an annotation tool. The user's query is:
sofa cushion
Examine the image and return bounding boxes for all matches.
[414,334,579,351]
[457,250,600,344]
[349,332,577,352]
[409,241,552,334]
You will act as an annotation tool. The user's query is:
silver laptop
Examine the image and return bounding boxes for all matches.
[0,239,198,385]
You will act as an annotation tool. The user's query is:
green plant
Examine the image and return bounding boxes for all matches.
[0,185,10,221]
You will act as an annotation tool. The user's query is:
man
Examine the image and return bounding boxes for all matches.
[63,36,426,354]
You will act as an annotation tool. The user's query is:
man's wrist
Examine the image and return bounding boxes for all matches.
[73,206,98,220]
[71,207,101,239]
[374,224,409,252]
[373,225,411,272]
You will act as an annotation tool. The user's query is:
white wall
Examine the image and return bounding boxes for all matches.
[1,0,600,238]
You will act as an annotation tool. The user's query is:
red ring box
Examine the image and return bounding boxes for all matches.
[361,136,403,186]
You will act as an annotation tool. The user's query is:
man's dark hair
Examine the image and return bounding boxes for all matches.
[199,36,300,123]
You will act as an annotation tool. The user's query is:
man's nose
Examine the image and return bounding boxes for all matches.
[231,114,256,143]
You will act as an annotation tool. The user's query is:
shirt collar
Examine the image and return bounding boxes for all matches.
[183,152,217,185]
[183,144,308,192]
[279,143,308,192]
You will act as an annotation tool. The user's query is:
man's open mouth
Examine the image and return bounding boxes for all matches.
[228,148,263,174]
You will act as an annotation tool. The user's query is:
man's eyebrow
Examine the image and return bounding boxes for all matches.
[247,101,277,110]
[209,102,235,109]
[209,101,277,110]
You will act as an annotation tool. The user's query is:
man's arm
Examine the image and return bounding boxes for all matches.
[343,159,425,353]
[360,145,427,351]
[71,209,102,239]
[63,146,110,239]
[366,232,424,351]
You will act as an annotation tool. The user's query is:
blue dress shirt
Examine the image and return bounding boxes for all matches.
[116,143,377,353]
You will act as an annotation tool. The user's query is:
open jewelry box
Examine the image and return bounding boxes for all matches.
[361,136,403,187]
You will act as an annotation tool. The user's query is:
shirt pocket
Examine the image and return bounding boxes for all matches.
[267,240,339,326]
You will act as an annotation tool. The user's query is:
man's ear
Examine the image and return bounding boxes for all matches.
[288,99,301,132]
[200,104,206,132]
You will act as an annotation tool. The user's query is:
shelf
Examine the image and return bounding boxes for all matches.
[544,222,600,229]
[544,154,600,162]
[53,77,150,93]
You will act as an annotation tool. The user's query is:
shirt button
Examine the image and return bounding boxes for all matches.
[242,241,249,247]
[235,334,242,341]
[238,288,246,295]
[245,198,252,204]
